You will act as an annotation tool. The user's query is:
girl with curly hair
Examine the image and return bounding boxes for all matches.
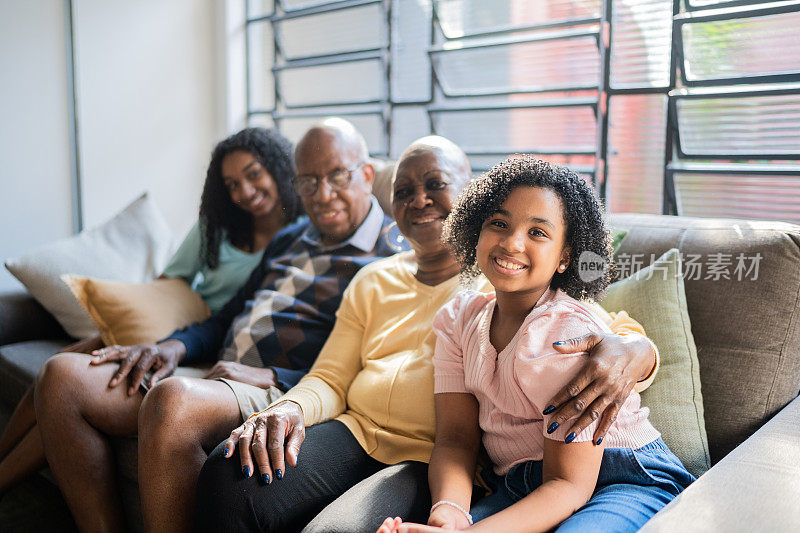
[380,156,693,533]
[162,127,301,312]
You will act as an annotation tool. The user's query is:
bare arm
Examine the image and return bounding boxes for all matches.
[426,392,482,529]
[468,438,604,533]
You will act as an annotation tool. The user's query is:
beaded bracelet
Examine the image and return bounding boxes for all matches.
[430,500,473,525]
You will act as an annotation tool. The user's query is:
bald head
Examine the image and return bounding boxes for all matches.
[391,135,471,254]
[395,135,471,192]
[292,118,375,246]
[295,117,369,167]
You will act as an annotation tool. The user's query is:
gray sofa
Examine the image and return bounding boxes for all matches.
[1,212,799,531]
[611,214,800,531]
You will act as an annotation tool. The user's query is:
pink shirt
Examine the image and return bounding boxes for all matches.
[432,288,660,475]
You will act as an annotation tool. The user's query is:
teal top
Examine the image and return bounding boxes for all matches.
[162,222,264,313]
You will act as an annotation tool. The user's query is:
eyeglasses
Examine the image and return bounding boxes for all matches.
[292,164,364,197]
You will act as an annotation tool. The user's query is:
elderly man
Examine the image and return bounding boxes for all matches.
[34,118,403,532]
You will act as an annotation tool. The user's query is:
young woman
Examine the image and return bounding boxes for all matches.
[163,126,301,312]
[0,127,299,500]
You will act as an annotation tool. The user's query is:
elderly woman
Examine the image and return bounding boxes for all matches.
[194,137,659,533]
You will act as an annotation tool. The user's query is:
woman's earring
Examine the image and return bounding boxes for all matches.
[558,264,566,272]
[384,221,407,252]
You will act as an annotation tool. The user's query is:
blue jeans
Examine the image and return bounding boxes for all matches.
[471,438,695,532]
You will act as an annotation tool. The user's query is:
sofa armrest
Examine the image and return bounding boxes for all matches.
[640,394,800,531]
[0,290,69,345]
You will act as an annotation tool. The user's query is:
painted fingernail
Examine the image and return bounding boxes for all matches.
[223,447,230,456]
[547,422,559,434]
[276,469,283,480]
[595,437,603,445]
[565,432,576,444]
[553,341,566,346]
[262,473,270,485]
[242,465,251,477]
[543,405,555,415]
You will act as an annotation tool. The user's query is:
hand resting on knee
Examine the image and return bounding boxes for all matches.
[89,339,187,395]
[222,400,305,484]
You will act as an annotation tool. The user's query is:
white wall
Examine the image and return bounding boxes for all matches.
[0,0,224,293]
[0,0,75,292]
[74,0,222,235]
[221,0,248,134]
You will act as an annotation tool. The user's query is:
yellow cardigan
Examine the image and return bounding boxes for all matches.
[271,252,658,465]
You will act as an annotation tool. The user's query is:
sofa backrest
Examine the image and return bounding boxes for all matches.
[370,157,395,216]
[610,213,800,464]
[0,290,69,345]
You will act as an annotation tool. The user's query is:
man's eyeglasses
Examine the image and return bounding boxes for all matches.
[292,164,365,197]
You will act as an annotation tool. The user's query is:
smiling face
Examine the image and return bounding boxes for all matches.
[221,150,281,218]
[476,186,571,306]
[392,142,470,256]
[294,127,374,246]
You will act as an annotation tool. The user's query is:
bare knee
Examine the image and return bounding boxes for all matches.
[35,353,93,409]
[139,377,203,443]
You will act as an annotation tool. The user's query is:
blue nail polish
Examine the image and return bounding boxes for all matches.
[276,469,283,480]
[565,432,576,444]
[543,405,555,415]
[242,465,251,477]
[224,448,230,456]
[262,473,270,485]
[596,437,603,445]
[547,422,559,434]
[553,341,565,346]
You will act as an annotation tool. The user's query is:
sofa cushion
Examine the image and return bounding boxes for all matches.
[600,249,710,477]
[370,157,395,216]
[610,228,627,252]
[62,276,210,346]
[610,214,800,463]
[5,193,174,339]
[0,340,70,406]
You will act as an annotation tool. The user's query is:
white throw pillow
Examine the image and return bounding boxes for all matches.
[5,193,174,338]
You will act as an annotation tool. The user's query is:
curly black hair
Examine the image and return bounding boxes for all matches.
[441,156,612,301]
[199,127,301,269]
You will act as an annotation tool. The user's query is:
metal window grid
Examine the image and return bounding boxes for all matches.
[245,0,800,219]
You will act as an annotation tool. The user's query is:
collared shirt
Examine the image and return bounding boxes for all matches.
[300,196,384,253]
[168,197,407,390]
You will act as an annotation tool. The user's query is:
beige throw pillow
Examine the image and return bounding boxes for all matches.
[600,248,710,478]
[62,276,210,346]
[4,193,174,338]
